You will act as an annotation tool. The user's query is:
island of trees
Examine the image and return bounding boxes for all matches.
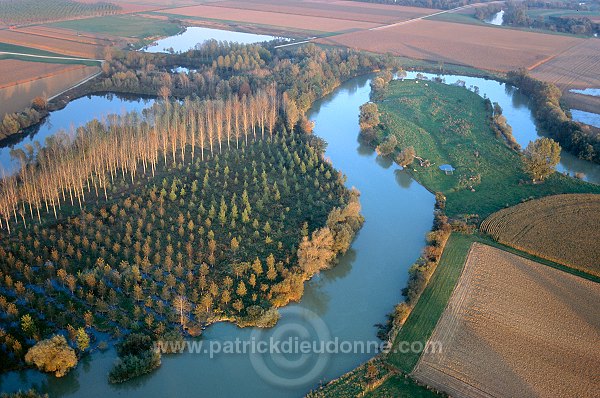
[0,42,391,380]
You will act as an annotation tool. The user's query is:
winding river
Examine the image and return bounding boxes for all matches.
[1,64,600,398]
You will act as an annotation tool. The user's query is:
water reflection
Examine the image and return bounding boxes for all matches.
[1,74,435,398]
[395,169,413,189]
[571,109,600,129]
[0,94,155,173]
[375,155,394,169]
[143,27,282,53]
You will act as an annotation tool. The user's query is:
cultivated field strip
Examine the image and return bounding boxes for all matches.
[0,30,100,58]
[14,26,116,47]
[317,19,583,72]
[530,39,600,89]
[0,59,79,89]
[0,61,98,115]
[481,194,600,276]
[412,243,600,398]
[159,4,379,33]
[209,0,438,25]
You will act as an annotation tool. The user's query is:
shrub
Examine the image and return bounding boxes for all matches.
[375,135,398,156]
[108,350,161,384]
[395,146,416,167]
[116,333,153,357]
[24,335,77,377]
[1,389,48,398]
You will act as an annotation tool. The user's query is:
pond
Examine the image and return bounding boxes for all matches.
[143,27,283,53]
[569,88,600,97]
[571,109,600,129]
[484,10,504,26]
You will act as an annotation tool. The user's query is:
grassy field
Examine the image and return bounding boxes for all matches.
[364,375,439,398]
[412,243,600,397]
[376,79,600,219]
[310,359,438,397]
[0,42,71,57]
[426,12,488,26]
[527,8,600,20]
[387,233,473,373]
[0,53,99,66]
[50,15,182,39]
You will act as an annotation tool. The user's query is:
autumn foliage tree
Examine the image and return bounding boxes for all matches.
[25,335,77,377]
[523,137,561,181]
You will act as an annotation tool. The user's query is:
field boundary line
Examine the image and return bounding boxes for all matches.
[48,69,102,101]
[0,51,103,63]
[0,63,92,90]
[528,38,592,71]
[369,3,487,31]
[474,234,600,283]
[203,2,400,25]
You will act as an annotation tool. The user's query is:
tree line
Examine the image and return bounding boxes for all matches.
[0,89,279,233]
[503,0,599,35]
[353,0,496,10]
[507,69,600,164]
[2,41,395,144]
[0,41,393,377]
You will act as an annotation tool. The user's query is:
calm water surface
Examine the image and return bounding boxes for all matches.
[484,10,504,26]
[0,94,154,173]
[143,27,282,53]
[571,109,600,129]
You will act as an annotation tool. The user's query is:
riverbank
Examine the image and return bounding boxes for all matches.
[3,36,597,397]
[371,79,600,219]
[316,77,600,397]
[312,234,474,398]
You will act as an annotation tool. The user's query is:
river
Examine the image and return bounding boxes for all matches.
[484,10,504,26]
[2,61,600,398]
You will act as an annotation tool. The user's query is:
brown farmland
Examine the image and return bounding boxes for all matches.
[14,26,118,47]
[0,60,99,115]
[160,4,380,33]
[530,39,600,89]
[208,0,439,25]
[0,30,101,58]
[412,243,600,398]
[73,0,180,14]
[317,20,583,72]
[481,194,600,276]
